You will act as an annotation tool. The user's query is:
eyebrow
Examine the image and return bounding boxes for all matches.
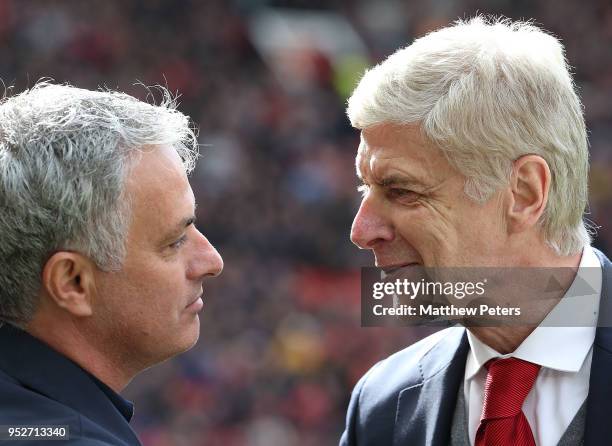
[161,215,194,241]
[176,216,196,232]
[379,175,423,187]
[357,171,424,188]
[162,200,198,240]
[355,145,426,188]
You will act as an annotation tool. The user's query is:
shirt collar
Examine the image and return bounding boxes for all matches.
[466,246,602,380]
[86,367,134,422]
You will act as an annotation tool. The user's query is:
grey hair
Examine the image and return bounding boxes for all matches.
[347,16,590,256]
[0,82,199,327]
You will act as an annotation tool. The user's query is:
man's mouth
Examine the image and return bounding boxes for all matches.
[185,293,204,311]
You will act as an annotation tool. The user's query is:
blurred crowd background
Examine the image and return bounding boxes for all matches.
[0,1,610,445]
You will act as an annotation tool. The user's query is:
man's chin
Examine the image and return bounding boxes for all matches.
[158,319,201,362]
[181,317,201,351]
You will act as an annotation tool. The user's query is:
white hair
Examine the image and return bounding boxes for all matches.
[0,82,199,327]
[347,16,590,256]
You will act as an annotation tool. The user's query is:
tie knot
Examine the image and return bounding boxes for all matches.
[481,357,540,420]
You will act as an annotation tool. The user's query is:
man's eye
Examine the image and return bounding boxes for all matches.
[169,235,188,249]
[387,188,420,202]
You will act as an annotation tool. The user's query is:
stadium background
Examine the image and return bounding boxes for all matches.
[1,1,610,445]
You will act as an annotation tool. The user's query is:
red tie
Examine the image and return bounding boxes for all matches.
[475,357,541,446]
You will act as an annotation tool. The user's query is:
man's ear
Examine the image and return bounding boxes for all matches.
[507,154,551,233]
[41,251,97,317]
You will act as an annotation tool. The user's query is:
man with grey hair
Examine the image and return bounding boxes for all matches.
[341,17,612,446]
[0,83,223,445]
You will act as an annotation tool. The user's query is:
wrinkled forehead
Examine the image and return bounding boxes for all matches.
[354,124,459,186]
[355,135,367,175]
[355,127,400,173]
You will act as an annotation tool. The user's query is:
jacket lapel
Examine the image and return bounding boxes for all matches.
[393,327,469,446]
[390,249,612,446]
[585,249,612,445]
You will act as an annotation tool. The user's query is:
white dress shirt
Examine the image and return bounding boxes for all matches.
[464,246,602,446]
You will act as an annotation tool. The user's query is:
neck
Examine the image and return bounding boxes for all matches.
[466,249,583,354]
[26,316,136,393]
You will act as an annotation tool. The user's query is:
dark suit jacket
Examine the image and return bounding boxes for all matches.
[0,324,142,445]
[340,250,612,446]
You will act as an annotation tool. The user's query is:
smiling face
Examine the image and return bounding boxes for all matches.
[350,123,510,268]
[90,145,223,370]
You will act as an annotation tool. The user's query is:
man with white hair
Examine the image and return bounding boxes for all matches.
[0,83,223,445]
[341,17,611,446]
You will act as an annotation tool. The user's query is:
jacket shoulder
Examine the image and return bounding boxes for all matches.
[0,368,81,424]
[358,327,464,408]
[0,369,137,445]
[340,327,465,445]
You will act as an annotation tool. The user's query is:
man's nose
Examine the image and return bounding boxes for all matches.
[350,196,394,249]
[189,231,224,279]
